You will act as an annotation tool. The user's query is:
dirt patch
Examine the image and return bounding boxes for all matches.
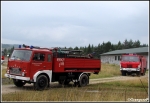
[89,74,148,84]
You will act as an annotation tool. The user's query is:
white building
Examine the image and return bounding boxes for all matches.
[100,47,149,69]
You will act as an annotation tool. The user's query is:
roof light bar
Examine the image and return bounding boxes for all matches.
[19,45,21,48]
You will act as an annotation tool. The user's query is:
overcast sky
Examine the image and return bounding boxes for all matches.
[1,1,149,48]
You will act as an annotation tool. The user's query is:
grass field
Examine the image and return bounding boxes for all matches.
[2,77,148,101]
[90,63,121,79]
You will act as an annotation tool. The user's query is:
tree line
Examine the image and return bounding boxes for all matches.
[67,39,148,58]
[2,46,14,56]
[2,39,148,58]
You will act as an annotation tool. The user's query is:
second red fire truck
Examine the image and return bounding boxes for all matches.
[5,44,101,90]
[120,53,147,76]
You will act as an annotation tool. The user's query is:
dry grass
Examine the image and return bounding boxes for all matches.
[2,61,8,67]
[2,69,6,78]
[90,63,121,79]
[1,60,8,78]
[2,77,148,101]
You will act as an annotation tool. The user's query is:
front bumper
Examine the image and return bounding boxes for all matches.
[1,60,4,64]
[5,73,30,81]
[120,68,140,71]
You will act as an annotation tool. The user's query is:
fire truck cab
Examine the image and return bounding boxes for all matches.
[5,44,101,90]
[120,53,147,76]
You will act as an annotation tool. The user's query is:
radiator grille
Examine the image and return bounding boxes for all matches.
[10,68,22,75]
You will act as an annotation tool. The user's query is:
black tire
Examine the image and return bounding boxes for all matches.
[78,74,89,87]
[136,71,141,77]
[121,71,126,76]
[13,79,26,87]
[141,69,146,76]
[34,75,48,91]
[127,72,132,76]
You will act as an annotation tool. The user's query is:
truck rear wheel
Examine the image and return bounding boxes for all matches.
[78,74,89,87]
[34,75,48,91]
[141,69,146,76]
[13,79,26,87]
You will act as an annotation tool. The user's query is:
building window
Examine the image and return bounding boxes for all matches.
[118,56,120,61]
[115,56,117,60]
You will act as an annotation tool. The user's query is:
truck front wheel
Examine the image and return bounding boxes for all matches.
[121,71,126,76]
[34,75,48,91]
[78,74,89,87]
[136,71,141,77]
[13,79,26,87]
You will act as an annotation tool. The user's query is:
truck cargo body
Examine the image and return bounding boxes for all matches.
[53,58,100,73]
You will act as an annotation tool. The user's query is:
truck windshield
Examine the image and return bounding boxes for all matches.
[121,56,139,62]
[10,50,32,61]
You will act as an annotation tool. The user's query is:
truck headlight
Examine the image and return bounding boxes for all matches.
[22,72,25,76]
[6,70,9,74]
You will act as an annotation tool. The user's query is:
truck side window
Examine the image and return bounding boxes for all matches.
[48,54,51,62]
[33,53,45,61]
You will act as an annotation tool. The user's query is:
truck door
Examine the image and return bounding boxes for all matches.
[30,52,52,78]
[45,53,52,70]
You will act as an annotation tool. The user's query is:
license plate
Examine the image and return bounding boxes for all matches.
[10,68,21,75]
[127,68,131,71]
[9,75,16,79]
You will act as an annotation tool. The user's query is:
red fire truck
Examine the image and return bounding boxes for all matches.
[120,53,147,76]
[5,44,101,90]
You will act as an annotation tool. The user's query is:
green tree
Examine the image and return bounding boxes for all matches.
[117,41,122,50]
[3,48,7,56]
[74,46,79,50]
[10,46,14,54]
[133,40,141,48]
[68,47,73,50]
[128,39,133,48]
[141,44,148,47]
[87,44,92,53]
[105,41,111,52]
[111,44,115,51]
[123,39,129,49]
[91,44,94,52]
